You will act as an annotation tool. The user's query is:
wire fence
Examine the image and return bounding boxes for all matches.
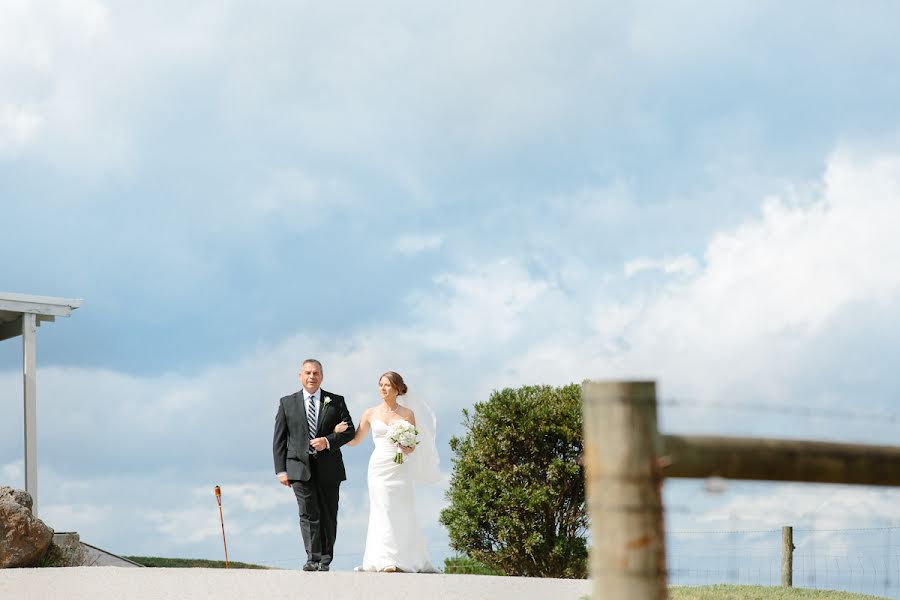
[658,397,900,426]
[655,394,900,597]
[668,525,900,599]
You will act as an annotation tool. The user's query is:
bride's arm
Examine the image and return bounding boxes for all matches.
[336,408,371,446]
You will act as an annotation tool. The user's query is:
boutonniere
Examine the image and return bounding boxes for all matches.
[323,396,332,406]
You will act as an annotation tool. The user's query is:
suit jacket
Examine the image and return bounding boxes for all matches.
[273,389,356,485]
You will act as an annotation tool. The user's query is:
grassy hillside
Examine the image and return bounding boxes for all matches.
[124,556,271,569]
[669,585,889,600]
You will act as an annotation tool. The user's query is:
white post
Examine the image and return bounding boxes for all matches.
[22,312,38,515]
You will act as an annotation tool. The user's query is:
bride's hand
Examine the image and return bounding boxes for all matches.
[334,421,349,434]
[401,445,415,455]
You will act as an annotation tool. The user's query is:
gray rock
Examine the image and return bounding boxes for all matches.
[0,487,54,568]
[42,533,88,567]
[0,486,33,512]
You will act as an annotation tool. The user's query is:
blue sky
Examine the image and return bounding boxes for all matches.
[2,0,900,575]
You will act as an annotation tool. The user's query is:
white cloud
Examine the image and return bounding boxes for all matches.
[0,0,230,171]
[254,523,291,536]
[393,234,445,256]
[699,484,900,532]
[624,255,699,278]
[4,147,900,568]
[206,482,288,513]
[6,150,898,449]
[40,502,111,533]
[0,105,43,156]
[614,152,900,403]
[147,505,227,545]
[1,460,23,485]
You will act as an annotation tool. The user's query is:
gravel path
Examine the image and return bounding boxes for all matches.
[0,567,590,600]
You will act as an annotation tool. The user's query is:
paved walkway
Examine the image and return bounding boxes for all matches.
[0,567,591,600]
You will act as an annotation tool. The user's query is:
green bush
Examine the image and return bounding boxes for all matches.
[439,384,587,578]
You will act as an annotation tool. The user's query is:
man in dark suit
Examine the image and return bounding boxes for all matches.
[273,358,355,571]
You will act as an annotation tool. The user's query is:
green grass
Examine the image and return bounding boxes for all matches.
[442,555,503,575]
[124,556,271,569]
[669,584,889,600]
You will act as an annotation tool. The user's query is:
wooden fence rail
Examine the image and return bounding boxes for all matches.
[581,379,900,600]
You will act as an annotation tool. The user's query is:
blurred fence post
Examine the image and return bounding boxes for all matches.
[582,380,667,600]
[781,526,793,587]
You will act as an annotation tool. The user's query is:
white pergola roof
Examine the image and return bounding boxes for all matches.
[1,292,82,515]
[0,292,81,339]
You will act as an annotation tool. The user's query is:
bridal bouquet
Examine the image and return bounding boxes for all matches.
[387,420,419,464]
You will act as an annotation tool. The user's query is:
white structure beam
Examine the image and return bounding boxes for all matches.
[1,292,82,517]
[23,313,38,514]
[0,292,81,317]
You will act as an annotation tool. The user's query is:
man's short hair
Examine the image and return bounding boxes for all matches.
[301,358,323,374]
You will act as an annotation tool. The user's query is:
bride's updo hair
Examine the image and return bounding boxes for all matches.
[380,371,408,396]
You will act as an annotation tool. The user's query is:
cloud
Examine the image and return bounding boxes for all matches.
[41,502,112,534]
[613,152,900,406]
[0,105,43,156]
[9,1,895,181]
[2,2,900,579]
[393,234,445,256]
[3,148,900,571]
[624,255,699,278]
[698,484,900,534]
[1,460,23,485]
[6,149,900,472]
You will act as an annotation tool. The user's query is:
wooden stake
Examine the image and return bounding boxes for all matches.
[781,526,793,587]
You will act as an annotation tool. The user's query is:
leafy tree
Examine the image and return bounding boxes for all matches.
[439,384,587,578]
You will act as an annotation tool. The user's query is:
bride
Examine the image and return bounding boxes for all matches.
[334,371,439,573]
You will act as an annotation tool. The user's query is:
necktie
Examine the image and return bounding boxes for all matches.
[307,395,317,445]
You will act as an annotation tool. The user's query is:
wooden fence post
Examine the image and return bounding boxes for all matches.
[582,380,667,600]
[781,526,793,587]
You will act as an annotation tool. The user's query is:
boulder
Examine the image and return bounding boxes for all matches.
[0,486,33,511]
[42,533,88,567]
[0,487,54,568]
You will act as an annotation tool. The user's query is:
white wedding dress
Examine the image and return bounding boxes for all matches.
[360,417,437,573]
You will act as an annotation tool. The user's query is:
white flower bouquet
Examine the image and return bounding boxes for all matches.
[387,420,419,464]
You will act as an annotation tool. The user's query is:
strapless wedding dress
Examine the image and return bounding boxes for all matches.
[360,418,435,573]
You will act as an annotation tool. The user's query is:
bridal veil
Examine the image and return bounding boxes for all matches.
[397,395,441,484]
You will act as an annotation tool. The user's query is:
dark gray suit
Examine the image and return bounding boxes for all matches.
[273,389,355,567]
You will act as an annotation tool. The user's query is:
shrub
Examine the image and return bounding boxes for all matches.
[439,384,587,578]
[442,555,502,575]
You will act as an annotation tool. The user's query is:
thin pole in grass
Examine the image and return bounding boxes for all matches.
[215,485,229,568]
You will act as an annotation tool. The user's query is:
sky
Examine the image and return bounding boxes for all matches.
[2,0,900,582]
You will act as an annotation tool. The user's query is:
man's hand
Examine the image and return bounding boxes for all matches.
[310,437,329,452]
[278,473,290,487]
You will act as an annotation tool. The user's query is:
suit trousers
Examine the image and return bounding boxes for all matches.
[291,458,341,566]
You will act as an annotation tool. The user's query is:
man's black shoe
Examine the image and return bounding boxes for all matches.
[303,562,319,572]
[318,564,330,572]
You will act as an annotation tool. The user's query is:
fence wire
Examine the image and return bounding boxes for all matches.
[668,525,900,599]
[659,396,900,426]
